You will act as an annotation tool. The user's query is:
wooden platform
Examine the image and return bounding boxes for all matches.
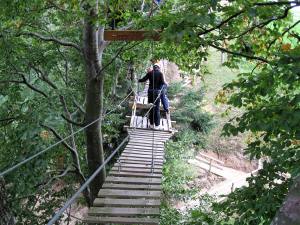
[84,129,172,224]
[129,116,172,131]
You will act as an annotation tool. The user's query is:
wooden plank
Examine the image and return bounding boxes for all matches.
[129,102,174,112]
[127,141,165,146]
[119,156,163,163]
[126,144,164,150]
[163,119,168,131]
[167,112,172,130]
[121,153,163,159]
[128,127,172,134]
[128,139,165,144]
[143,116,148,128]
[136,116,143,129]
[116,163,163,169]
[84,216,159,225]
[126,145,164,150]
[130,115,135,127]
[105,176,161,185]
[110,168,162,175]
[102,183,162,190]
[129,132,172,138]
[111,167,162,174]
[88,207,160,216]
[98,189,161,198]
[109,171,162,178]
[129,137,169,142]
[125,146,164,152]
[122,150,164,156]
[123,150,164,156]
[129,129,172,134]
[104,30,160,41]
[119,159,163,166]
[94,198,161,207]
[134,116,138,128]
[124,147,164,152]
[121,153,163,160]
[124,147,164,153]
[127,144,164,152]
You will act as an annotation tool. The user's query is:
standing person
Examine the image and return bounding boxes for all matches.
[147,61,170,114]
[139,63,166,129]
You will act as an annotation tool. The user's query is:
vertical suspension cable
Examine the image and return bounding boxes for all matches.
[151,41,155,174]
[116,59,122,173]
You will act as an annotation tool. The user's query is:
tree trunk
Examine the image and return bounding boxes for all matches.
[0,178,15,225]
[111,64,120,97]
[271,175,300,225]
[83,5,106,202]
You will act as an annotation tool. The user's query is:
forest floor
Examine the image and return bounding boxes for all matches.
[174,49,258,212]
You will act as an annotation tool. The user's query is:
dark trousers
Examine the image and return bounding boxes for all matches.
[148,89,161,126]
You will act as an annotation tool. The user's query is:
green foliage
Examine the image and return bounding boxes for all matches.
[174,89,214,134]
[1,0,299,223]
[160,201,183,225]
[215,46,300,224]
[167,82,184,98]
[163,131,199,199]
[0,1,149,223]
[161,86,214,222]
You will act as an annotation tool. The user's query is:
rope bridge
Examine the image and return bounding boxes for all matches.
[83,85,174,224]
[0,79,175,225]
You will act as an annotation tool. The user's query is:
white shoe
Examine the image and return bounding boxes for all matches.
[154,125,161,130]
[149,124,154,129]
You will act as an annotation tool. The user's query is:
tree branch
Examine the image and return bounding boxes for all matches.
[40,167,73,189]
[254,1,300,6]
[0,79,22,84]
[2,63,48,98]
[41,124,77,153]
[17,72,48,98]
[267,19,300,50]
[20,32,82,52]
[72,98,86,115]
[61,114,84,127]
[98,42,141,75]
[29,64,58,89]
[209,43,269,63]
[0,117,16,122]
[226,6,296,40]
[198,10,245,36]
[41,122,91,205]
[198,2,299,38]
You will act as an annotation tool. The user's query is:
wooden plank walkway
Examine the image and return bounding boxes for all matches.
[84,129,173,224]
[84,81,175,224]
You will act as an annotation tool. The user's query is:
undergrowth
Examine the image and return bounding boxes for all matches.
[160,82,214,224]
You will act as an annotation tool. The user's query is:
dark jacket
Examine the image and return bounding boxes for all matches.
[138,68,165,90]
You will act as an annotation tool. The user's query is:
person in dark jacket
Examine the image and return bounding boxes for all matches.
[139,64,166,129]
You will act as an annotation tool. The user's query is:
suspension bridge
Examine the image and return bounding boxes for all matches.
[82,82,174,224]
[0,77,175,225]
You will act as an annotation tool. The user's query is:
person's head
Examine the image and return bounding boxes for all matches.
[153,63,160,70]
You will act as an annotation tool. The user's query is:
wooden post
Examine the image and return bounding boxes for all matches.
[231,183,234,193]
[208,159,212,173]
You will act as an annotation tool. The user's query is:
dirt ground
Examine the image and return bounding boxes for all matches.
[188,49,258,193]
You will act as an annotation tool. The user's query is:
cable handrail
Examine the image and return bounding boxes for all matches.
[47,135,130,225]
[0,90,133,177]
[47,89,164,225]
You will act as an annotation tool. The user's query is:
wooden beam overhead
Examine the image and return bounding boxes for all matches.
[104,30,160,41]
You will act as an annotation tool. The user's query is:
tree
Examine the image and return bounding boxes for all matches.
[0,0,152,223]
[143,0,300,223]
